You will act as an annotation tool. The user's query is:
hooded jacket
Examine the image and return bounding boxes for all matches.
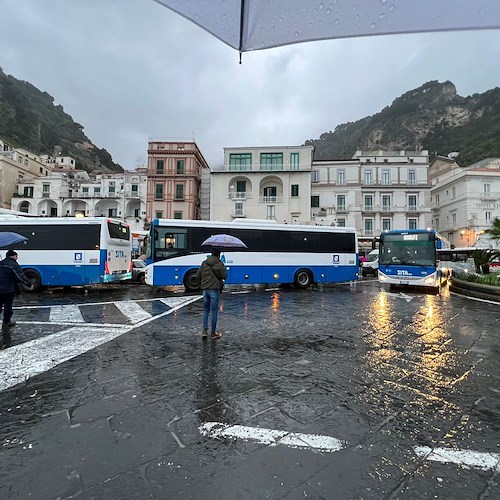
[195,255,227,290]
[0,256,30,294]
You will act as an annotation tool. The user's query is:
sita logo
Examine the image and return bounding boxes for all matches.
[397,270,410,276]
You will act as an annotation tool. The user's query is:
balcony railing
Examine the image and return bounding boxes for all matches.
[259,196,283,203]
[228,191,252,200]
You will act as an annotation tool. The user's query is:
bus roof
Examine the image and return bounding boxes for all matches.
[155,219,356,234]
[0,216,127,225]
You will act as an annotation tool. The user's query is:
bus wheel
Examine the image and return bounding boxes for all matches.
[22,269,42,292]
[293,269,312,289]
[183,270,200,292]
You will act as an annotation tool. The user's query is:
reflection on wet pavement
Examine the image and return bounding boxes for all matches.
[0,282,499,498]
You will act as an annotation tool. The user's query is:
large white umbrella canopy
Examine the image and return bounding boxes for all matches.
[154,0,500,58]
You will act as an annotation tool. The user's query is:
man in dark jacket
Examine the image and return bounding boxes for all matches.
[0,249,31,334]
[195,248,227,340]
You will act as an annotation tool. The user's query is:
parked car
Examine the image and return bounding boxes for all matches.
[131,259,146,283]
[361,249,379,277]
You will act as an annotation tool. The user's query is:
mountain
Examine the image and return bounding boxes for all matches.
[305,80,500,166]
[0,67,122,173]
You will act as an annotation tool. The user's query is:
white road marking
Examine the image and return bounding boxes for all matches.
[199,422,346,453]
[0,296,201,393]
[49,304,85,323]
[114,300,152,323]
[415,446,500,471]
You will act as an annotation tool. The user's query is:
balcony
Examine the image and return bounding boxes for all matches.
[228,191,252,200]
[231,211,247,218]
[259,196,283,203]
[480,192,500,201]
[361,205,374,212]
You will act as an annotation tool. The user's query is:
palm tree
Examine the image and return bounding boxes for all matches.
[486,217,500,242]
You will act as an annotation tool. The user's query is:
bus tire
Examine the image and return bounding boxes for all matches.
[293,269,313,289]
[183,269,200,292]
[22,269,42,292]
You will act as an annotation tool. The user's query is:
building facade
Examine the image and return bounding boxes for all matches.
[146,140,210,222]
[311,150,432,238]
[210,145,314,223]
[430,157,500,247]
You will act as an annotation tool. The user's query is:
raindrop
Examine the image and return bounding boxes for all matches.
[326,8,332,15]
[319,2,324,9]
[380,0,388,4]
[370,22,376,29]
[389,4,395,12]
[334,18,340,25]
[379,12,386,19]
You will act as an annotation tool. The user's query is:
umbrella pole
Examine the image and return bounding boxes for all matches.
[239,0,246,64]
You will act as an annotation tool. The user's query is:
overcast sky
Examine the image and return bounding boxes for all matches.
[1,0,500,170]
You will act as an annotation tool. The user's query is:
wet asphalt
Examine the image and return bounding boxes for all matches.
[0,280,500,499]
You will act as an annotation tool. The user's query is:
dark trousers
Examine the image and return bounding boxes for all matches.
[0,292,15,326]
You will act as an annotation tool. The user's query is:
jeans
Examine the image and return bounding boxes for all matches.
[202,289,220,334]
[0,292,15,325]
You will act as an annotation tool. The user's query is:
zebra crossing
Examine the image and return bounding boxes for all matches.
[0,296,202,393]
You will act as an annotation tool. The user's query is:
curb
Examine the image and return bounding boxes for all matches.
[449,276,500,304]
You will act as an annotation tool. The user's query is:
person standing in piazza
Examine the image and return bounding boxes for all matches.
[0,249,31,340]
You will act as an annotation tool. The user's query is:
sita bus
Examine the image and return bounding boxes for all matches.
[378,229,450,293]
[0,217,133,291]
[145,219,359,290]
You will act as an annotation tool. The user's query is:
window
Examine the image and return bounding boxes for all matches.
[50,207,58,216]
[408,218,417,230]
[108,208,117,217]
[156,211,163,219]
[312,170,320,183]
[131,184,138,193]
[234,201,244,216]
[382,195,391,211]
[408,169,416,185]
[134,208,140,217]
[229,153,252,171]
[42,184,50,197]
[263,186,277,201]
[175,184,184,199]
[486,211,492,223]
[155,183,163,200]
[109,186,115,194]
[291,184,299,197]
[337,195,346,211]
[337,218,346,227]
[364,169,372,185]
[337,169,346,186]
[435,218,439,230]
[156,160,164,174]
[234,180,246,198]
[82,187,89,194]
[382,218,391,231]
[290,152,299,170]
[452,187,456,199]
[94,187,101,194]
[435,194,440,206]
[260,153,283,171]
[484,183,491,195]
[452,213,457,226]
[23,186,34,197]
[311,196,320,208]
[408,195,417,211]
[364,218,374,236]
[176,160,184,174]
[382,169,390,185]
[266,205,276,220]
[174,211,182,219]
[364,194,373,211]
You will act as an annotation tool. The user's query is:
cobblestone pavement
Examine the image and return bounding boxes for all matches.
[0,281,499,499]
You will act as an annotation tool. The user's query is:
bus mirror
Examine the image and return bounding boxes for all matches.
[154,229,158,240]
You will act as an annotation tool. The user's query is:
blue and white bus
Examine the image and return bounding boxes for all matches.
[0,217,132,291]
[145,219,358,290]
[378,229,449,292]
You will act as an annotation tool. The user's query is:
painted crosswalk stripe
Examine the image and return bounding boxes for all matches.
[415,446,500,471]
[0,295,201,393]
[114,300,152,323]
[199,422,346,452]
[49,304,85,323]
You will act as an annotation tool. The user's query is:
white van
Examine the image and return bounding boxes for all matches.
[361,249,379,277]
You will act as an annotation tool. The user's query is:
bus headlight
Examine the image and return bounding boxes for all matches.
[424,275,436,285]
[378,272,388,282]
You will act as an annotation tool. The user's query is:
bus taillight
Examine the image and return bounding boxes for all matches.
[128,260,133,272]
[105,261,111,275]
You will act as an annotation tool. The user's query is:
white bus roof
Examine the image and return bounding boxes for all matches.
[0,217,128,225]
[156,219,356,234]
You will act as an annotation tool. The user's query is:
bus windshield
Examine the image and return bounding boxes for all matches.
[380,234,436,266]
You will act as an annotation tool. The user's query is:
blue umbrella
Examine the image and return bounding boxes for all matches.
[0,231,28,249]
[201,234,247,249]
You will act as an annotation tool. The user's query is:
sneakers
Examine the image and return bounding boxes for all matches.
[2,321,16,328]
[202,328,208,338]
[210,331,223,340]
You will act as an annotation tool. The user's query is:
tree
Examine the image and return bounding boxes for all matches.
[486,217,500,242]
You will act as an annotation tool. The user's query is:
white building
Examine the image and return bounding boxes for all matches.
[210,145,314,224]
[430,157,500,247]
[11,167,148,232]
[311,150,432,238]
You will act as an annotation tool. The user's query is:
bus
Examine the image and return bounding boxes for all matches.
[0,217,133,291]
[145,219,358,290]
[437,247,477,278]
[378,229,449,292]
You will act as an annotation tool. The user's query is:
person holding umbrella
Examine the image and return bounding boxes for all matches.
[0,249,31,337]
[195,247,227,340]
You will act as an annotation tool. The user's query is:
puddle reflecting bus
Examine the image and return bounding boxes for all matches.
[145,219,358,290]
[378,229,450,293]
[0,217,132,291]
